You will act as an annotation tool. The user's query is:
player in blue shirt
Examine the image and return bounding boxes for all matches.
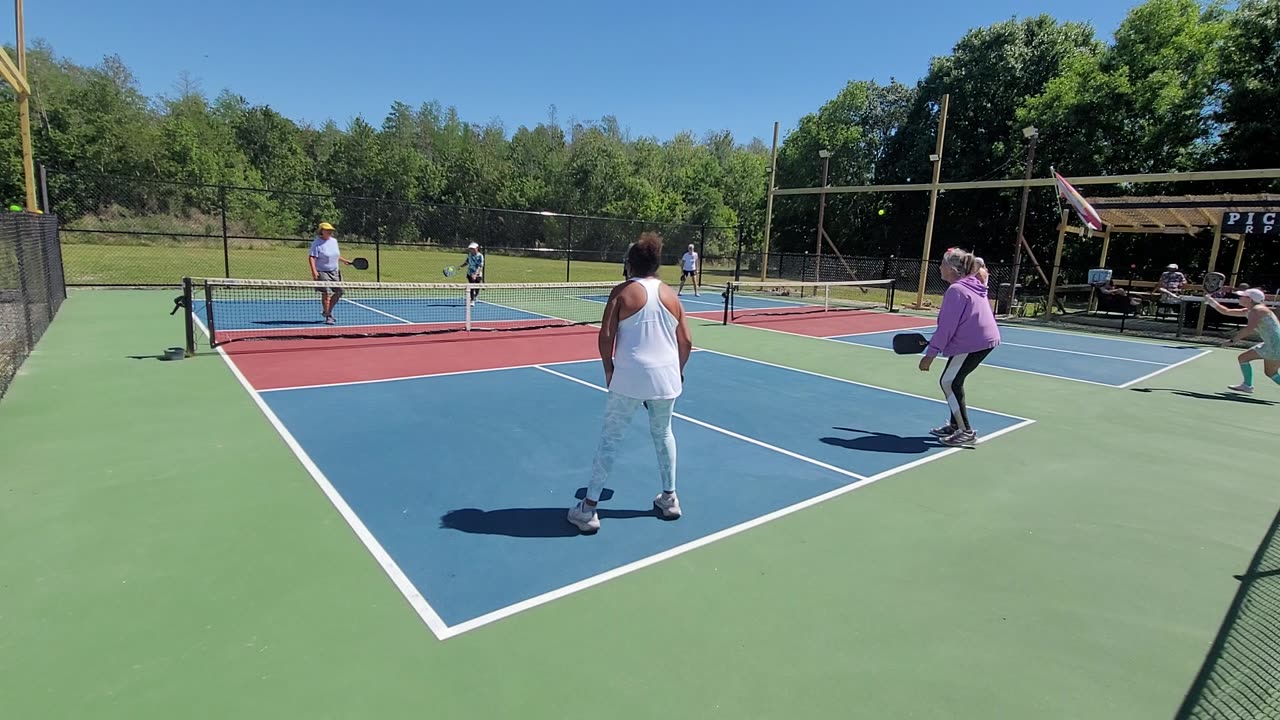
[466,242,484,306]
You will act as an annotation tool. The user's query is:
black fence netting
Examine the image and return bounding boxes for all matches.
[1,211,66,402]
[44,169,741,288]
[1176,508,1280,720]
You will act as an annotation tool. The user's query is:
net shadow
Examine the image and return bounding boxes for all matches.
[1175,507,1280,719]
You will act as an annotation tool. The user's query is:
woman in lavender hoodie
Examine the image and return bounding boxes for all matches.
[919,248,1001,447]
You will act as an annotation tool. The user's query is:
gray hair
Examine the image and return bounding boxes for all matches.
[942,247,977,276]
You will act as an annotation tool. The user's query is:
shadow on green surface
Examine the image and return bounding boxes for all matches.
[1131,387,1280,407]
[1174,507,1280,719]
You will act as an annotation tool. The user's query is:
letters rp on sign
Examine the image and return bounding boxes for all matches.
[1222,211,1277,235]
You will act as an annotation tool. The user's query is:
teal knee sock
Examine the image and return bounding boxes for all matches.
[1240,363,1253,386]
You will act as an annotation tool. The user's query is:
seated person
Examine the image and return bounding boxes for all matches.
[1095,279,1142,311]
[1156,263,1187,302]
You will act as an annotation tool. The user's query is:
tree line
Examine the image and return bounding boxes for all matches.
[2,0,1277,277]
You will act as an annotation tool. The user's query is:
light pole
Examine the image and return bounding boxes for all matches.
[815,149,831,283]
[1009,125,1038,311]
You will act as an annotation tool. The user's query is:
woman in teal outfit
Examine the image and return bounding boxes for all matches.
[1206,288,1280,394]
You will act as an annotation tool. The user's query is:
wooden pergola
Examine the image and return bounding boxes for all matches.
[1045,194,1280,334]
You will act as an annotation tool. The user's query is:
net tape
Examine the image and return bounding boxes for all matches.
[724,278,896,321]
[185,276,624,347]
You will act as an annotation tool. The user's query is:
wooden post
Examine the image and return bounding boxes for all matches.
[1088,228,1112,313]
[1046,210,1069,317]
[1229,235,1246,287]
[914,93,950,308]
[760,121,780,282]
[1196,223,1224,335]
[15,0,36,211]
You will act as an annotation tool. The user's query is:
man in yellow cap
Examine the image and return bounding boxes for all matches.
[309,222,354,325]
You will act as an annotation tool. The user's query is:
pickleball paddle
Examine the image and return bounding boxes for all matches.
[892,332,929,355]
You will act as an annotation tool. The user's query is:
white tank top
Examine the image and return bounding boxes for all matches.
[609,278,683,401]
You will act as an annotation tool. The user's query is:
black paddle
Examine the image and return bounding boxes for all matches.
[351,257,370,270]
[892,332,929,355]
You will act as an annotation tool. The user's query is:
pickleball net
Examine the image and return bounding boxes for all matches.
[721,278,897,323]
[181,276,622,350]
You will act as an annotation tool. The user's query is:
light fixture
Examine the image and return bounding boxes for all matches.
[818,149,831,158]
[1022,126,1038,139]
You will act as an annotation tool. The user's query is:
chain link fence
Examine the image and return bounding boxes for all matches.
[740,249,1021,311]
[44,169,742,288]
[1,211,66,402]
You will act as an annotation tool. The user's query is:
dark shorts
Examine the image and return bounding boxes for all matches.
[315,268,342,293]
[467,274,483,284]
[682,270,697,280]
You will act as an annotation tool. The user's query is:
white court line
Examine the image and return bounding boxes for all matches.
[340,298,413,324]
[694,347,1031,421]
[1118,349,1213,388]
[194,308,1037,642]
[996,341,1168,365]
[440,364,1036,637]
[190,314,453,641]
[534,366,870,483]
[259,354,614,393]
[725,318,1196,389]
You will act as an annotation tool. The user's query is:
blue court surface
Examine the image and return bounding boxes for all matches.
[257,350,1032,637]
[832,325,1210,387]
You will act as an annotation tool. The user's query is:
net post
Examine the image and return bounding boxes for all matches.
[183,277,195,356]
[464,285,472,331]
[722,282,732,325]
[824,284,830,312]
[203,280,217,346]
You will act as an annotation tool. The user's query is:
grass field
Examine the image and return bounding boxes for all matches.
[58,239,739,286]
[1,288,1277,719]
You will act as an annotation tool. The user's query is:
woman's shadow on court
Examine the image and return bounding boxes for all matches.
[820,427,941,454]
[440,489,661,538]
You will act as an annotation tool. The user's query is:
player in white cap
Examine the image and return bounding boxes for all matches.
[1205,288,1280,393]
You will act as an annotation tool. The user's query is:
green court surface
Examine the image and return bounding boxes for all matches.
[2,289,1278,719]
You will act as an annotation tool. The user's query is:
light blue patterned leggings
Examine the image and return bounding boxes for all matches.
[586,392,677,503]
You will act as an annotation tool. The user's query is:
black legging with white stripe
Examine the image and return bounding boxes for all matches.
[940,348,994,431]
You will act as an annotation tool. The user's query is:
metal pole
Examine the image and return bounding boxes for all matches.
[815,152,830,283]
[698,224,706,287]
[219,186,230,278]
[15,0,36,212]
[1009,130,1038,309]
[914,94,950,308]
[38,163,49,214]
[760,121,780,281]
[566,217,573,282]
[733,225,744,282]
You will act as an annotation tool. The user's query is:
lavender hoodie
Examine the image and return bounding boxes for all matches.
[926,275,1001,358]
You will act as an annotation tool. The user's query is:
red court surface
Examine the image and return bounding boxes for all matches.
[227,325,602,390]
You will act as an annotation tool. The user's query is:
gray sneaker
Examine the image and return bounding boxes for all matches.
[940,429,977,447]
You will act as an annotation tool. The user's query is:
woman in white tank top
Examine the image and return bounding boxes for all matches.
[568,233,694,534]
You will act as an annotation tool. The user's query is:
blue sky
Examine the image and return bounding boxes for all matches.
[16,0,1133,144]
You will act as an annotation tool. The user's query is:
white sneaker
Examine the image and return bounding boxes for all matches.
[1228,384,1254,394]
[654,492,682,520]
[567,502,600,533]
